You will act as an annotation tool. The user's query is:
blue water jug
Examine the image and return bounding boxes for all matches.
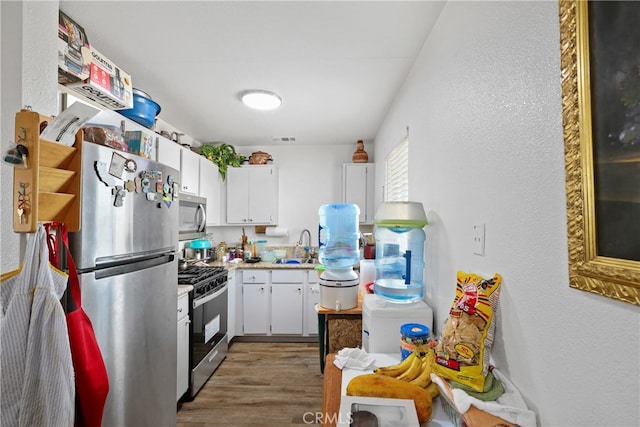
[318,203,360,269]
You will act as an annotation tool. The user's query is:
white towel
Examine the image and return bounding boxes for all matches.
[333,347,375,370]
[431,369,537,427]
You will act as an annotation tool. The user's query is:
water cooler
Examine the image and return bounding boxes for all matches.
[362,201,433,353]
[317,203,361,311]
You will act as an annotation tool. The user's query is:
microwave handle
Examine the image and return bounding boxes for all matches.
[197,204,207,231]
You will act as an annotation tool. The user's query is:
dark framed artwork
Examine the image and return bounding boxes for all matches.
[560,0,640,305]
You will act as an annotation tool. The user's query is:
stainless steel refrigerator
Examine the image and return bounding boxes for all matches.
[70,141,179,426]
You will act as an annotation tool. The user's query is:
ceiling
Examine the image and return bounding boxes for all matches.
[59,1,444,147]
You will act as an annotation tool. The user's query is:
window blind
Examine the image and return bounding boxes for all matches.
[385,137,408,201]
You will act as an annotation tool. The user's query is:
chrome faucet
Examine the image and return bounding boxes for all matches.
[298,229,311,248]
[296,229,312,258]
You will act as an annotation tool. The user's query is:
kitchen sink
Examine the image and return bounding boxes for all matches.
[274,258,318,264]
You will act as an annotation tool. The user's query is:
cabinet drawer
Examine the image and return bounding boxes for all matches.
[177,294,189,321]
[271,270,304,283]
[307,270,319,284]
[242,270,268,284]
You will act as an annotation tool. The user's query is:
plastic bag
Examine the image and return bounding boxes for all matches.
[433,271,502,392]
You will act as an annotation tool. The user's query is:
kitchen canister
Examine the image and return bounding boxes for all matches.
[400,323,431,361]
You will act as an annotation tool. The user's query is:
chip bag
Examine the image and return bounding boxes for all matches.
[433,271,502,392]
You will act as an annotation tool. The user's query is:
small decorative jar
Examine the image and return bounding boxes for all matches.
[352,140,369,163]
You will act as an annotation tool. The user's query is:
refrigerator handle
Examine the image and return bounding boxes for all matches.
[197,204,207,232]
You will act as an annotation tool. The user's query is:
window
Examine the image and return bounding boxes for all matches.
[385,137,408,201]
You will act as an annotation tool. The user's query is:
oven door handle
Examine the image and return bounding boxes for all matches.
[193,284,227,309]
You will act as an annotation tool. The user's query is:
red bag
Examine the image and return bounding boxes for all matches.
[45,223,109,427]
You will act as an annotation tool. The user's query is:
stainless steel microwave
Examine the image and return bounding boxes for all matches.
[179,193,207,241]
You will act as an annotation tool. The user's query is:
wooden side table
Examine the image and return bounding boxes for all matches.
[321,353,342,427]
[316,293,363,373]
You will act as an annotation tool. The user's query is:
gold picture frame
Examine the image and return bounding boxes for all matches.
[560,0,640,305]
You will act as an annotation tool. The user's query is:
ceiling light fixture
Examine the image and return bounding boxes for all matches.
[241,90,282,111]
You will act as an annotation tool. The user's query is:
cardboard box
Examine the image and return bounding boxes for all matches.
[125,131,154,159]
[58,11,91,84]
[66,47,133,110]
[338,396,420,427]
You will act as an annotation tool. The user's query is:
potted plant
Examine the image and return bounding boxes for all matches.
[199,143,246,180]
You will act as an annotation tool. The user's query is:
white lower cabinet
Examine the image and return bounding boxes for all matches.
[242,284,270,334]
[241,269,315,336]
[227,270,236,341]
[305,271,320,336]
[176,293,190,401]
[271,284,303,335]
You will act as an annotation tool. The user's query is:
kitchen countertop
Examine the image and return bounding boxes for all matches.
[178,285,193,297]
[201,260,322,270]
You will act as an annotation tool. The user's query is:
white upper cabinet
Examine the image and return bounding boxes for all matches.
[156,137,181,172]
[226,165,278,225]
[343,163,375,224]
[199,157,223,226]
[180,147,200,195]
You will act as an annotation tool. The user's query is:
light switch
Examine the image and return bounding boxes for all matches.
[473,224,485,256]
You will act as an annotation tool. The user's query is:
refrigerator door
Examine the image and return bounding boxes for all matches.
[79,256,177,427]
[71,141,179,270]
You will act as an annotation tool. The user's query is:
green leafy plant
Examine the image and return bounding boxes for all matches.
[199,143,246,180]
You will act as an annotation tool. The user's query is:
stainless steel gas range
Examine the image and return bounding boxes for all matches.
[178,265,228,399]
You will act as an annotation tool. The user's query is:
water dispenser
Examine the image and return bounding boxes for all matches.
[317,203,360,310]
[374,202,427,303]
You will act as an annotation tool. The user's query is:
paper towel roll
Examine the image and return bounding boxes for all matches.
[265,226,288,237]
[359,259,375,287]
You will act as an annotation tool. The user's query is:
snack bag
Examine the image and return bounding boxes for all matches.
[433,271,502,392]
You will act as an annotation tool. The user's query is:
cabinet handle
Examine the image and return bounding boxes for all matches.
[178,308,183,313]
[185,319,191,325]
[297,288,302,293]
[260,287,264,292]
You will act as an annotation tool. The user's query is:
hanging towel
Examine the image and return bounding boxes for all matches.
[1,225,75,427]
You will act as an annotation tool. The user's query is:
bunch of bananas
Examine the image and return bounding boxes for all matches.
[374,349,439,398]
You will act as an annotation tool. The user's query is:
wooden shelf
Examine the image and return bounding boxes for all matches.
[13,109,82,233]
[39,167,77,192]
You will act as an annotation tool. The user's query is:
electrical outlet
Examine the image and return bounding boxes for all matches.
[473,224,485,256]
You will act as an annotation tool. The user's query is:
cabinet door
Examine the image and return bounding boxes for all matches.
[271,284,303,335]
[343,163,374,223]
[248,166,277,224]
[176,296,189,401]
[157,136,182,172]
[226,167,250,224]
[180,148,200,195]
[305,282,321,336]
[242,284,269,334]
[199,158,223,225]
[227,270,236,341]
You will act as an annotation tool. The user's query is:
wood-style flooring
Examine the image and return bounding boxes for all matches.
[177,341,324,427]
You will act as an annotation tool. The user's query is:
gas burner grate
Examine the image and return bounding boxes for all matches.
[178,266,226,286]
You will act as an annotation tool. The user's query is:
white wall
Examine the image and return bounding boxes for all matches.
[1,0,59,273]
[374,1,639,426]
[210,143,356,248]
